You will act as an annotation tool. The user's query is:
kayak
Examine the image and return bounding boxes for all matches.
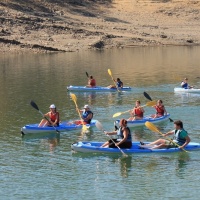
[21,119,97,135]
[115,114,170,127]
[174,87,200,93]
[71,141,200,154]
[67,85,131,92]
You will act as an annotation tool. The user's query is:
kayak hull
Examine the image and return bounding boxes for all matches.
[71,141,200,154]
[174,87,200,93]
[67,85,131,92]
[115,114,170,127]
[21,119,97,135]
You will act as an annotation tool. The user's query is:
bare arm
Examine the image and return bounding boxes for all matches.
[116,128,128,146]
[179,135,191,149]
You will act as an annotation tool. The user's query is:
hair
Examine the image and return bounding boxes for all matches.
[158,99,163,103]
[136,100,141,104]
[90,76,93,79]
[117,78,120,81]
[184,78,188,80]
[174,120,183,128]
[120,118,127,126]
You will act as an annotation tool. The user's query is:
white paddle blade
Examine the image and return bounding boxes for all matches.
[95,121,104,131]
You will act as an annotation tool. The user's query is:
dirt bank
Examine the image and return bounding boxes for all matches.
[0,0,200,53]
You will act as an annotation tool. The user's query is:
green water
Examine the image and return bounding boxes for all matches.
[0,47,200,200]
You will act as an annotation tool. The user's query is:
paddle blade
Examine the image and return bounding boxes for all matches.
[86,72,89,77]
[145,121,160,134]
[145,100,157,107]
[70,93,77,103]
[108,69,112,76]
[113,112,122,118]
[143,92,152,101]
[95,120,104,131]
[30,100,39,111]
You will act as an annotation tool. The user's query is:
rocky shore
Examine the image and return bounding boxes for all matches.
[0,0,200,53]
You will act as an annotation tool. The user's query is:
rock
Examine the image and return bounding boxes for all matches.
[90,40,105,49]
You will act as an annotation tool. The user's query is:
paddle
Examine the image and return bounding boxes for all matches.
[112,100,157,118]
[86,72,89,78]
[108,69,120,92]
[143,92,173,122]
[30,100,60,133]
[145,121,188,152]
[95,121,128,157]
[70,93,88,131]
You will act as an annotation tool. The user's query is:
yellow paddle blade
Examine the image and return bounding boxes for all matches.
[145,100,157,107]
[82,124,88,131]
[113,112,122,118]
[108,69,112,76]
[70,93,77,103]
[145,121,161,134]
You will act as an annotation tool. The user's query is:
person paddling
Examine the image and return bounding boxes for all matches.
[140,120,191,149]
[86,76,96,87]
[127,100,144,121]
[151,100,167,119]
[38,104,60,127]
[108,78,123,89]
[101,119,132,148]
[181,78,193,89]
[75,105,93,125]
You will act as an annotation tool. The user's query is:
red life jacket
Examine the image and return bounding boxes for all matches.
[134,107,143,118]
[155,105,164,115]
[49,112,59,123]
[90,79,96,87]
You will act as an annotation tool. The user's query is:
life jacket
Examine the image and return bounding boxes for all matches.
[49,112,59,125]
[82,110,93,124]
[134,107,143,118]
[174,129,187,145]
[155,105,165,115]
[117,127,132,142]
[181,82,188,88]
[90,79,96,87]
[117,80,123,88]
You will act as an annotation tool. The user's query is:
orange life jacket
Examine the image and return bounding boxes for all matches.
[90,79,96,87]
[155,105,164,115]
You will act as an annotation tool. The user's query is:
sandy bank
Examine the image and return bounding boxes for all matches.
[0,0,200,53]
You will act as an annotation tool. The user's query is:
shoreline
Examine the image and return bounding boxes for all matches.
[1,0,200,53]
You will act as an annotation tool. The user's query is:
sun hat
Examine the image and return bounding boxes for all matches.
[49,104,56,109]
[83,105,90,109]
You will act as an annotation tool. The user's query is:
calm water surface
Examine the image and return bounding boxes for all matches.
[0,47,200,200]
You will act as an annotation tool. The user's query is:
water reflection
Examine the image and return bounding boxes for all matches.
[119,156,132,178]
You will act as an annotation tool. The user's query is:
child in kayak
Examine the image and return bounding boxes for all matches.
[127,100,144,121]
[141,120,191,149]
[101,119,132,148]
[38,104,60,127]
[151,100,167,119]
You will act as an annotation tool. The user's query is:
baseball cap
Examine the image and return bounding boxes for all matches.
[83,105,90,109]
[49,104,56,109]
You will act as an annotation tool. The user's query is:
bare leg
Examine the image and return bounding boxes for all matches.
[101,141,109,147]
[38,119,47,127]
[145,139,166,146]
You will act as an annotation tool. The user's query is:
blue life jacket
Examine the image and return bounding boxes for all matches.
[117,127,132,142]
[174,129,187,145]
[117,81,123,88]
[82,110,93,124]
[181,82,188,89]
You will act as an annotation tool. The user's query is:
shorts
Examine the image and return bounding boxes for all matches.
[165,140,182,148]
[108,139,132,148]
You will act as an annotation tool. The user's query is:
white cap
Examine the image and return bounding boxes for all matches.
[49,104,56,109]
[83,105,90,109]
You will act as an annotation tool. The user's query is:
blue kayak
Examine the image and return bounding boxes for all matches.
[67,85,131,92]
[115,114,170,127]
[21,119,97,135]
[71,141,200,154]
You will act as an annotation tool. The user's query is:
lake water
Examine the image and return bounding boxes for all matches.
[0,46,200,200]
